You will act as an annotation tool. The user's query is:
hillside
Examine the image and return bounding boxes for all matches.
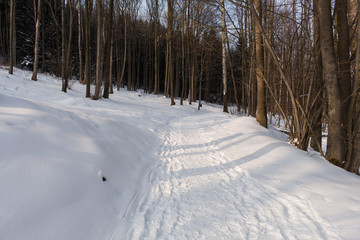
[0,68,359,240]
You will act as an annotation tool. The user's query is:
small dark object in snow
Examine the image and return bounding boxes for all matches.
[102,176,107,182]
[138,94,142,97]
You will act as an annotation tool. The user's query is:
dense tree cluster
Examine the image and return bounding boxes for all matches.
[1,0,360,175]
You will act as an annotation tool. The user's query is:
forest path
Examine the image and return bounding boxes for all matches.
[122,114,340,240]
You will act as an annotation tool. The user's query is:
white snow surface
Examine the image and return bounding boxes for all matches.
[0,67,360,240]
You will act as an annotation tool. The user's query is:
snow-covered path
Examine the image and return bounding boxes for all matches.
[1,68,360,240]
[116,115,341,240]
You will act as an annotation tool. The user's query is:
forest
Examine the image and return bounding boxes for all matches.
[1,0,360,175]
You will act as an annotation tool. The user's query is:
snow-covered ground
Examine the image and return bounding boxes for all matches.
[0,67,359,240]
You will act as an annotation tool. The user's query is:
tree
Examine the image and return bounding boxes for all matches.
[253,0,267,127]
[103,0,114,98]
[85,0,92,97]
[153,0,160,95]
[310,0,323,152]
[78,0,83,84]
[31,0,41,81]
[62,0,74,93]
[221,0,228,113]
[9,0,16,74]
[318,0,343,164]
[336,0,352,160]
[93,0,103,100]
[168,0,175,105]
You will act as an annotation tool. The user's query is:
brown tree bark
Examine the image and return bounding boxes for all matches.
[310,0,323,152]
[32,0,41,81]
[93,0,103,100]
[254,0,267,127]
[168,0,175,106]
[336,0,352,161]
[85,0,92,97]
[153,0,159,95]
[63,0,73,92]
[117,4,127,91]
[103,0,114,98]
[61,0,65,91]
[318,0,343,164]
[221,0,228,113]
[9,0,15,74]
[78,0,83,84]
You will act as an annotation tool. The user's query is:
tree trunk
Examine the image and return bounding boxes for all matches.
[117,8,127,91]
[85,0,91,97]
[93,0,102,100]
[221,0,228,113]
[153,0,159,95]
[64,0,73,92]
[310,0,323,152]
[61,0,66,91]
[109,30,114,94]
[103,0,113,98]
[9,0,15,74]
[318,0,343,164]
[180,1,186,105]
[254,0,267,127]
[168,0,175,105]
[78,0,83,84]
[32,0,41,81]
[344,4,360,174]
[336,0,352,162]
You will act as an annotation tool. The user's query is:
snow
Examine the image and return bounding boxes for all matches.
[0,67,360,240]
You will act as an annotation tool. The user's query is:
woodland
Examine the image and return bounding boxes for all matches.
[1,0,360,175]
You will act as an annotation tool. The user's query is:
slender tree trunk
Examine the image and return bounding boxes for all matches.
[318,0,343,164]
[221,0,228,112]
[9,0,15,74]
[118,9,127,91]
[32,0,41,81]
[78,0,83,83]
[61,0,66,90]
[153,0,159,95]
[226,31,240,112]
[254,0,267,127]
[336,0,352,162]
[168,0,175,105]
[85,0,91,97]
[93,0,102,100]
[109,30,114,94]
[54,0,61,76]
[64,0,73,92]
[103,0,113,98]
[41,10,45,72]
[310,0,323,152]
[180,1,186,105]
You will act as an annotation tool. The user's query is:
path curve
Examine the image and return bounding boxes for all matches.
[123,116,340,240]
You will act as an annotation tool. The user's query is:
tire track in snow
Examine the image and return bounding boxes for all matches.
[124,116,341,240]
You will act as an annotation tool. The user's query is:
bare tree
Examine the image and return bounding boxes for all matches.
[253,0,267,127]
[62,0,74,93]
[78,0,83,84]
[93,0,103,100]
[31,0,42,81]
[103,0,114,98]
[168,0,175,105]
[9,0,16,74]
[318,0,343,164]
[85,0,92,97]
[221,0,228,113]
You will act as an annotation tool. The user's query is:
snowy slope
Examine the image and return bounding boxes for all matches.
[0,67,359,240]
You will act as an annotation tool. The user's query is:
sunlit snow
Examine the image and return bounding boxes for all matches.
[0,67,359,240]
